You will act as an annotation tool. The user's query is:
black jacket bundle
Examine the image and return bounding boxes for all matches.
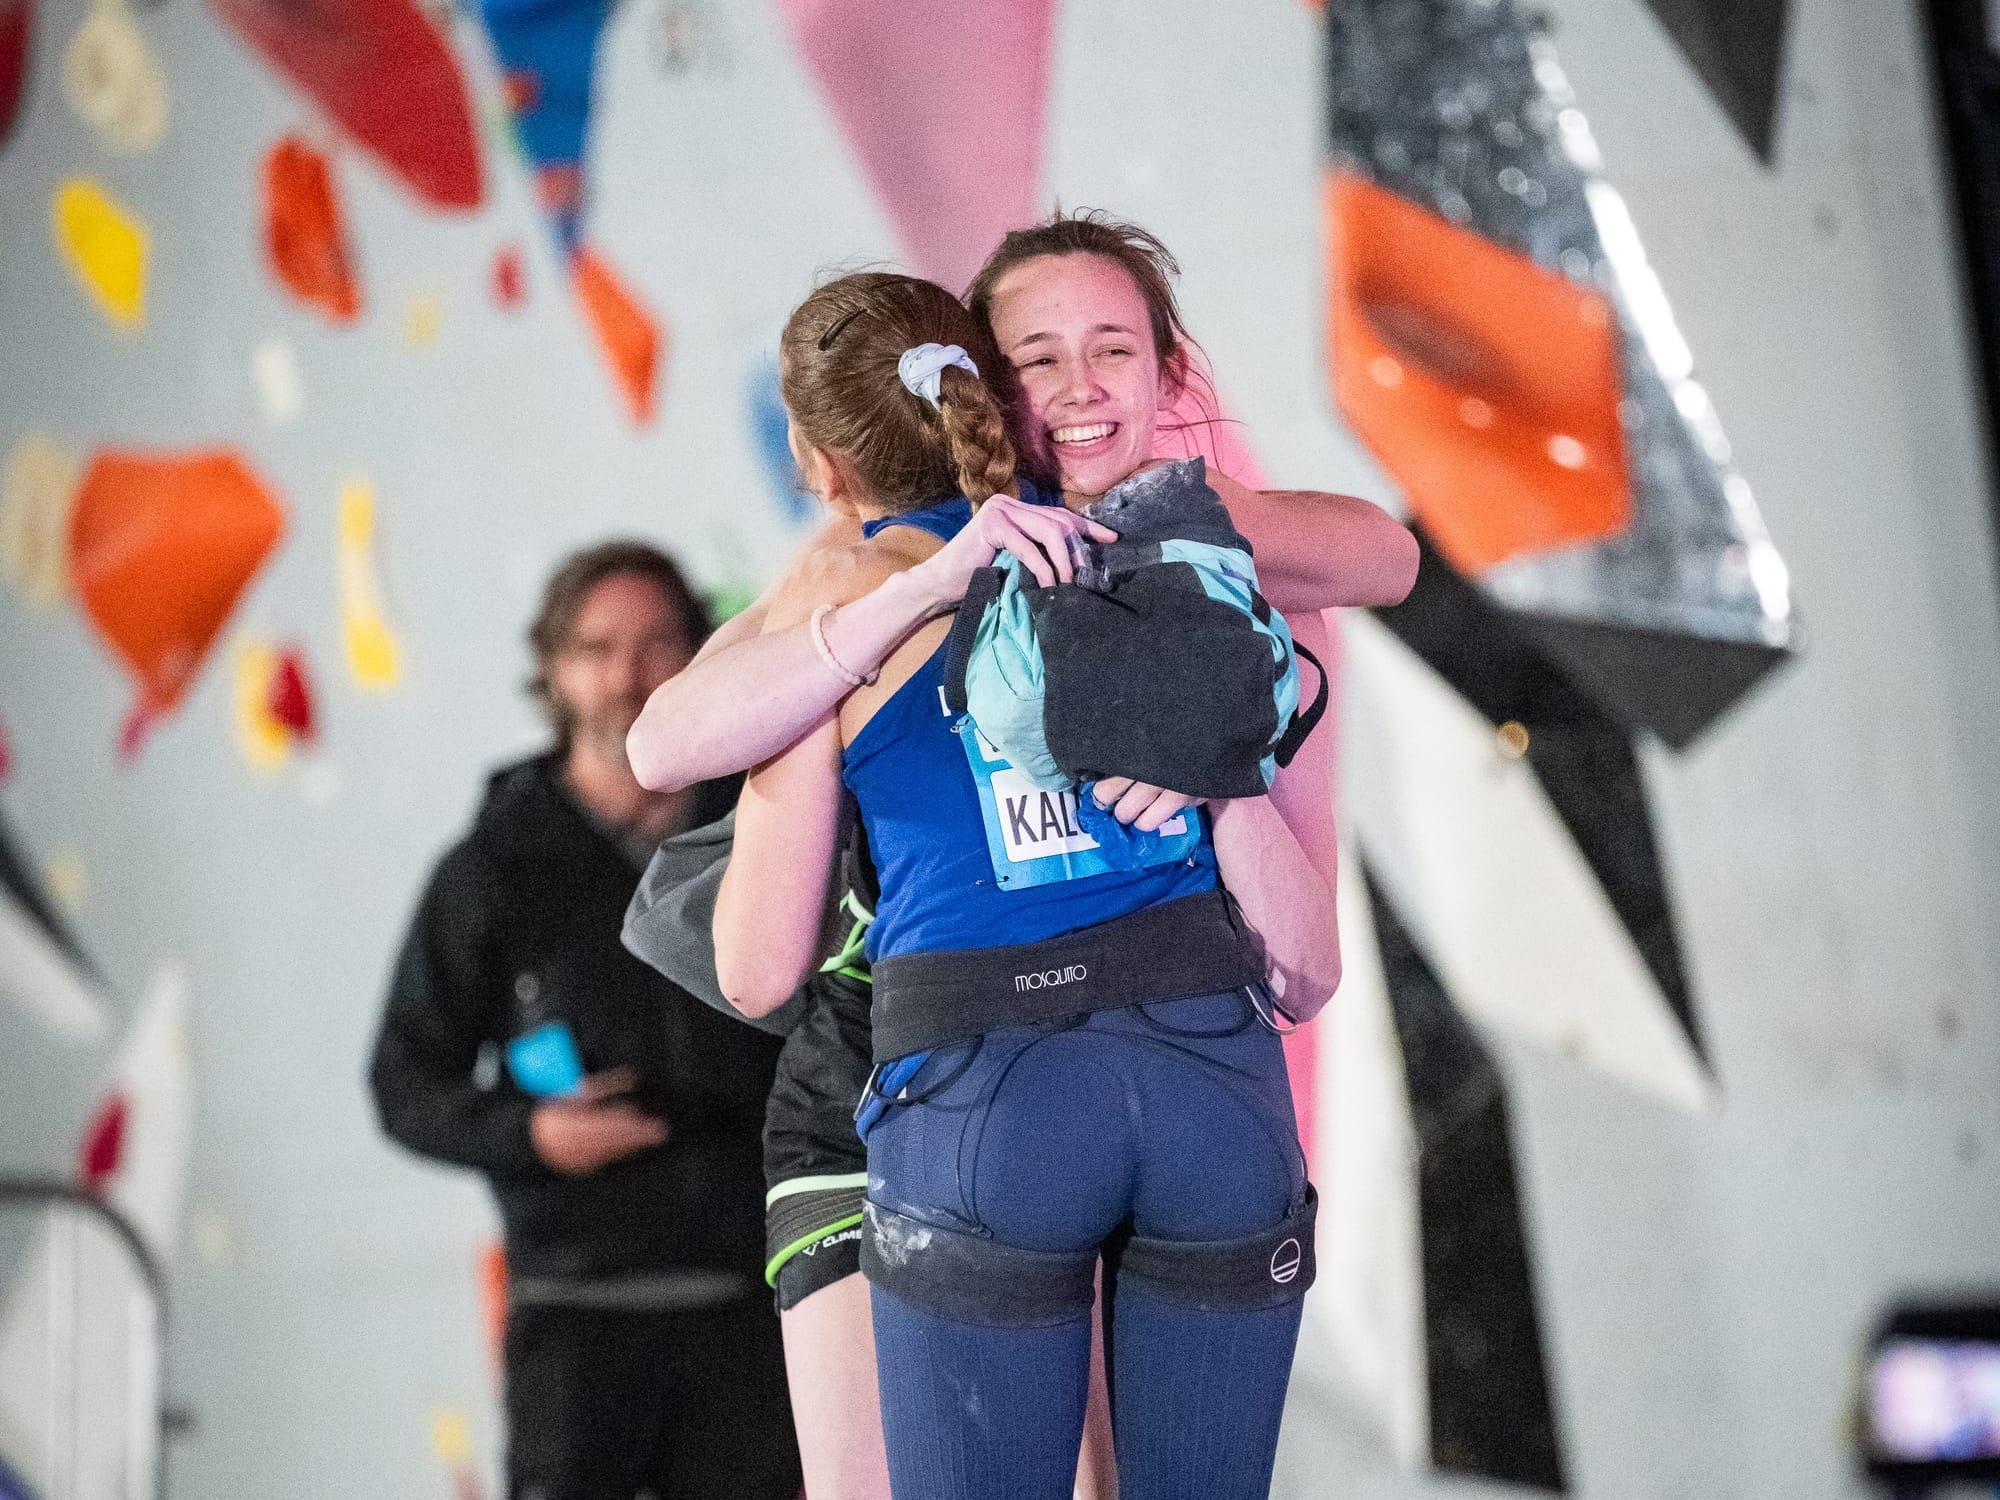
[368,755,777,1281]
[942,458,1327,800]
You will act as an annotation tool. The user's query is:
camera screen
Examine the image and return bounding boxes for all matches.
[1867,1336,2000,1463]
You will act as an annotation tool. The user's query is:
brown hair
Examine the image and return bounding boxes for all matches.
[527,539,711,749]
[779,271,1016,511]
[964,209,1221,462]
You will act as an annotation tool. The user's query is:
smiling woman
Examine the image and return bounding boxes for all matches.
[967,214,1210,504]
[625,213,1417,799]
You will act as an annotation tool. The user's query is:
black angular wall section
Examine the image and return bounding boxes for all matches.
[1363,856,1568,1492]
[0,812,96,976]
[1321,1,1810,1487]
[1924,0,2000,566]
[1373,532,1702,1057]
[1637,0,1791,162]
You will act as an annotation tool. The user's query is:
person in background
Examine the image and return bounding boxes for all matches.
[368,541,801,1500]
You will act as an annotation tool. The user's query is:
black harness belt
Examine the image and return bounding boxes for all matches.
[867,888,1266,1063]
[861,1188,1319,1327]
[861,1200,1098,1327]
[1112,1184,1319,1313]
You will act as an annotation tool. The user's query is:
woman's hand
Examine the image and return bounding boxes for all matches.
[1089,777,1205,832]
[529,1070,670,1176]
[906,493,1117,607]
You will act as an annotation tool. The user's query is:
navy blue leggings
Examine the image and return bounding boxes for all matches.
[865,991,1309,1500]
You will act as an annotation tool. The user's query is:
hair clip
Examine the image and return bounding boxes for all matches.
[817,308,864,351]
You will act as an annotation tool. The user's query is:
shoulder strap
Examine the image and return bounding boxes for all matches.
[1272,639,1329,769]
[1244,589,1329,769]
[941,566,1007,716]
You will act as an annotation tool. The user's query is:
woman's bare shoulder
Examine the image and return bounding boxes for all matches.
[801,512,866,551]
[764,535,921,631]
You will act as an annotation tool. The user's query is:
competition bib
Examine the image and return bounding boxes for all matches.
[948,688,1200,890]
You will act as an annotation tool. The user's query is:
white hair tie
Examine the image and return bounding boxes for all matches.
[898,343,978,407]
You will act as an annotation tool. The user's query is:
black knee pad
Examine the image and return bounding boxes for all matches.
[767,1178,867,1306]
[771,1221,864,1312]
[861,1200,1097,1327]
[1116,1185,1318,1313]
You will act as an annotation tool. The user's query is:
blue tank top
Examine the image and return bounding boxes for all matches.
[860,496,971,542]
[843,493,1219,962]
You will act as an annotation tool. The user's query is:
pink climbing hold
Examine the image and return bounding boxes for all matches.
[79,1091,129,1191]
[776,0,1058,292]
[0,0,31,150]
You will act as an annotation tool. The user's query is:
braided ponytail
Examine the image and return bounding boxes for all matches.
[933,364,1016,503]
[779,272,1016,515]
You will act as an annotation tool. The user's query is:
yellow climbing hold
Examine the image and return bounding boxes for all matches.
[429,1408,473,1466]
[231,638,289,772]
[338,478,402,689]
[44,849,90,915]
[402,289,443,350]
[53,178,148,329]
[1,433,82,607]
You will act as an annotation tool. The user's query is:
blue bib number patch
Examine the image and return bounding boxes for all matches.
[954,711,1199,889]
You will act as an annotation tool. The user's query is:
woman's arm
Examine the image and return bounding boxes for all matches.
[1210,608,1344,1020]
[630,556,936,795]
[1209,472,1420,613]
[711,718,845,1016]
[628,496,1112,793]
[1211,796,1340,1020]
[710,544,926,1015]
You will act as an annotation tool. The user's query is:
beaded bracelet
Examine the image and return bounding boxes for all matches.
[809,603,878,687]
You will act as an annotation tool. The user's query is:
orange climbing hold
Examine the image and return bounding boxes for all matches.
[1324,170,1633,575]
[263,134,361,322]
[68,447,286,756]
[573,247,661,425]
[476,1239,507,1376]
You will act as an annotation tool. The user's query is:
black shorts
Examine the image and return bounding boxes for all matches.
[762,969,872,1309]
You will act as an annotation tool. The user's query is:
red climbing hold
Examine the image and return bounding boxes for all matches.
[262,135,363,323]
[208,0,483,210]
[493,244,526,310]
[79,1092,129,1191]
[0,0,31,150]
[267,645,316,739]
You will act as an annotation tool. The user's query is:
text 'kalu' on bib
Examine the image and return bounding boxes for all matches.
[949,696,1198,890]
